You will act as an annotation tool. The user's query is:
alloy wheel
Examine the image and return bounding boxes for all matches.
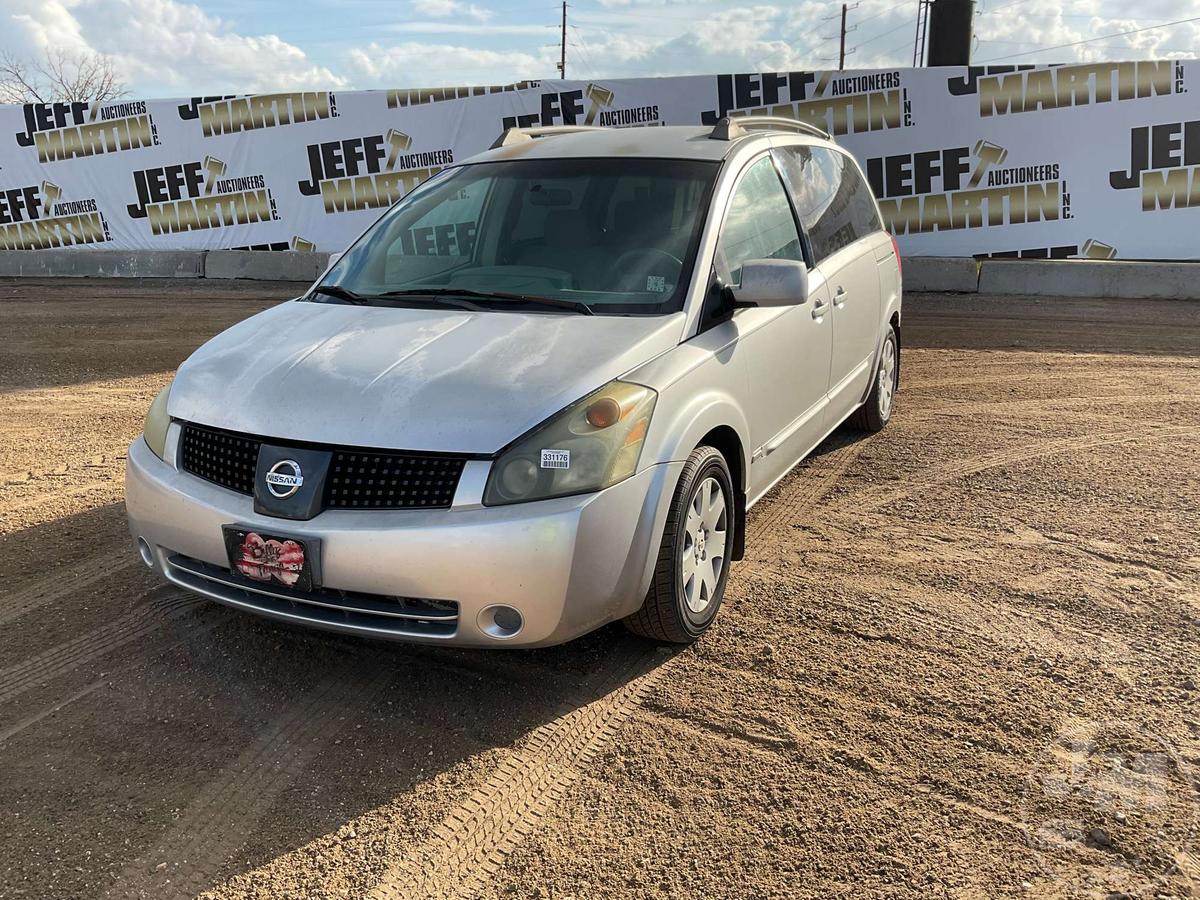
[681,476,728,614]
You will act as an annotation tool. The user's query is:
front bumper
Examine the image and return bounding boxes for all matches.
[124,430,681,647]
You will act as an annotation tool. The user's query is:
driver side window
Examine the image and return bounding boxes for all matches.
[716,156,803,285]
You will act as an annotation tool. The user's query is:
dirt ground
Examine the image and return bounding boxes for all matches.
[0,277,1198,900]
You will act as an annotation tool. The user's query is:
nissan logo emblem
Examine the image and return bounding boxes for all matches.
[264,459,304,499]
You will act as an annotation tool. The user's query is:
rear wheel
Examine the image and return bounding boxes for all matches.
[852,323,898,433]
[624,445,733,643]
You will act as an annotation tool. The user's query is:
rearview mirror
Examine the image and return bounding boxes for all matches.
[732,259,808,308]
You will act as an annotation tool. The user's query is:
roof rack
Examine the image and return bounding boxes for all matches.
[489,125,603,149]
[708,115,832,142]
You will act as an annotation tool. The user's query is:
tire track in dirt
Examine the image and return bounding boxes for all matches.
[909,393,1200,420]
[0,546,136,628]
[0,678,108,744]
[110,654,395,900]
[368,645,670,900]
[0,591,200,706]
[0,480,126,529]
[746,430,868,544]
[825,425,1200,516]
[360,431,868,898]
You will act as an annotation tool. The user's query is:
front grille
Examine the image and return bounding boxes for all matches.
[179,423,260,495]
[177,422,467,510]
[325,450,465,509]
[166,553,459,638]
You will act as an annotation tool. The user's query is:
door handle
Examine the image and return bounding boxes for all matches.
[833,286,847,308]
[811,298,829,320]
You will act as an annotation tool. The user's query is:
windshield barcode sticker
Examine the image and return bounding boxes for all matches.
[540,449,570,469]
[646,275,666,292]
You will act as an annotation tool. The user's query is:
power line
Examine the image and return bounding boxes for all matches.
[854,16,915,48]
[977,14,1200,61]
[979,36,1195,55]
[569,25,598,78]
[977,0,1038,16]
[854,0,914,27]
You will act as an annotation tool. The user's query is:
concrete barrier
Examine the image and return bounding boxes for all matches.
[0,250,1197,299]
[904,257,979,293]
[978,259,1200,300]
[204,250,330,281]
[0,249,204,278]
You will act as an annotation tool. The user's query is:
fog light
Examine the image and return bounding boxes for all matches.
[136,537,154,568]
[478,604,523,639]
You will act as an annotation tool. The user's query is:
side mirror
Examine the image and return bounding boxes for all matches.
[323,250,343,273]
[314,250,343,285]
[731,259,808,308]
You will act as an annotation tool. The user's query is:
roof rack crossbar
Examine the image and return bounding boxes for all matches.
[708,115,832,142]
[489,125,604,149]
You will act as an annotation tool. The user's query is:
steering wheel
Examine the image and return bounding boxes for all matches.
[613,248,684,291]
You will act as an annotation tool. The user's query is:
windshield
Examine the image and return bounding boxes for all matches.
[314,157,719,315]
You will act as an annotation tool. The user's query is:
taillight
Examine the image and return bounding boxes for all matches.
[890,233,902,278]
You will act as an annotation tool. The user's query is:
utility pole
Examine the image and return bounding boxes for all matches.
[912,0,928,66]
[558,1,567,79]
[839,3,848,70]
[822,2,856,71]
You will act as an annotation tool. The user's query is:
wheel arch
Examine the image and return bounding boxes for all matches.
[696,425,747,561]
[640,386,751,563]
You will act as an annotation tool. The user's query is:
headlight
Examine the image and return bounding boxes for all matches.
[483,380,657,506]
[143,381,173,460]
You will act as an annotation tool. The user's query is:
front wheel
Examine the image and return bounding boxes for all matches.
[624,445,734,644]
[851,323,898,433]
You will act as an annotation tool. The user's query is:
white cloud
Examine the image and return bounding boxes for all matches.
[410,0,495,22]
[1,0,1195,99]
[1,0,346,96]
[345,41,551,87]
[969,1,1200,63]
[386,22,549,35]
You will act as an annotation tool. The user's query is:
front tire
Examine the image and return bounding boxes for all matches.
[624,445,734,644]
[852,323,898,433]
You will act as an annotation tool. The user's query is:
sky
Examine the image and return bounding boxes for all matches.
[2,0,1198,99]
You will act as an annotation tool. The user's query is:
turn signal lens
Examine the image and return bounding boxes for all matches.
[585,396,622,429]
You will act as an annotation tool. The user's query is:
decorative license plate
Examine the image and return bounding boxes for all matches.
[222,526,318,592]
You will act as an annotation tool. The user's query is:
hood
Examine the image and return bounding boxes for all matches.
[169,301,684,454]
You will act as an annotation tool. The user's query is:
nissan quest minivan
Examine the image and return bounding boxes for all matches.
[126,116,902,647]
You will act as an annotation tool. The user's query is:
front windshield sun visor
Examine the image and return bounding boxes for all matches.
[307,157,720,316]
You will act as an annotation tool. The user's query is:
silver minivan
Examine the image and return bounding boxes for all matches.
[125,116,902,647]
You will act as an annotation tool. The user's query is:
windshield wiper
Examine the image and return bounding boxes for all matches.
[376,288,594,316]
[309,284,369,305]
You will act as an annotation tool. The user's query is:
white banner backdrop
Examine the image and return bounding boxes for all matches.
[0,62,1195,259]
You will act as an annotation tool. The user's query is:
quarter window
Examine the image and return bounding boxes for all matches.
[774,146,882,263]
[715,156,804,284]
